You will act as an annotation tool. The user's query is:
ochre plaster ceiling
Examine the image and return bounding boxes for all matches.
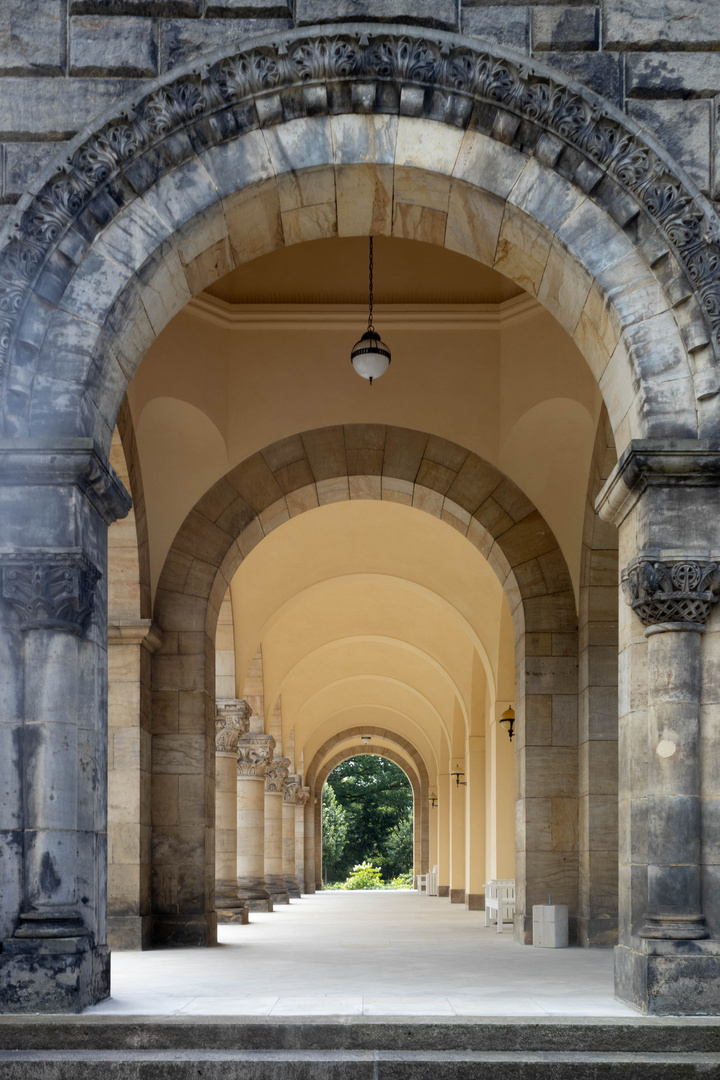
[204,236,524,306]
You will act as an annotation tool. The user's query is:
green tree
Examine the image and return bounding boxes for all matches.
[384,814,413,879]
[323,756,413,882]
[321,782,348,883]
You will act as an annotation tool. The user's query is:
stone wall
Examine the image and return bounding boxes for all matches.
[1,0,718,239]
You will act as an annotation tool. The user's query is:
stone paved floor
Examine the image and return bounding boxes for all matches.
[88,892,639,1017]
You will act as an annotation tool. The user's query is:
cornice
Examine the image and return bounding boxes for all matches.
[185,293,542,331]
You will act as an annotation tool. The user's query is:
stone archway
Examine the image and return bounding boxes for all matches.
[306,725,432,886]
[315,744,425,888]
[148,423,577,948]
[1,23,718,1015]
[0,25,717,450]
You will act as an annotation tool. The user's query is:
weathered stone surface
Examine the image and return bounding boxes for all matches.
[626,51,720,99]
[0,0,65,75]
[461,6,529,52]
[160,17,291,70]
[531,6,598,51]
[628,99,711,193]
[296,0,458,30]
[0,76,140,137]
[70,0,201,12]
[603,0,720,50]
[70,16,159,77]
[539,51,622,105]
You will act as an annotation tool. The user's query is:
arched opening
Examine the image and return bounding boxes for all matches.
[320,755,414,889]
[1,24,717,1017]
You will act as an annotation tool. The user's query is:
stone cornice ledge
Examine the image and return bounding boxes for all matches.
[596,440,720,527]
[108,619,164,652]
[0,438,131,525]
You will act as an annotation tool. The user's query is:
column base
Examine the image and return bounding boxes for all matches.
[284,876,302,899]
[237,878,273,912]
[577,915,618,948]
[615,940,720,1015]
[450,888,465,904]
[107,914,153,951]
[303,882,316,894]
[217,907,250,925]
[265,875,290,905]
[152,913,218,947]
[465,893,485,911]
[437,885,449,897]
[0,939,109,1014]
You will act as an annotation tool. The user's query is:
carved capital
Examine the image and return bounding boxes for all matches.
[283,775,301,804]
[0,550,101,634]
[621,557,720,630]
[237,732,275,777]
[296,785,310,808]
[215,698,252,753]
[265,757,291,794]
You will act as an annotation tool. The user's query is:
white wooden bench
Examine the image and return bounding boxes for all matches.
[417,865,438,896]
[483,879,515,933]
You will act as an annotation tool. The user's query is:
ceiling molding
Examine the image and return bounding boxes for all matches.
[185,292,542,332]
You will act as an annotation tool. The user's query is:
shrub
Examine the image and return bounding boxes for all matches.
[387,871,414,890]
[342,862,385,890]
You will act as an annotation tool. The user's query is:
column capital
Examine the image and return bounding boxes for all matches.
[621,556,720,633]
[215,698,252,753]
[0,549,101,634]
[596,440,720,528]
[295,785,310,808]
[237,732,275,777]
[265,757,291,793]
[283,775,301,804]
[0,439,131,525]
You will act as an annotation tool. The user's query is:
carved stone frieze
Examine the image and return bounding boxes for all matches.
[265,757,291,794]
[621,557,720,629]
[1,24,719,418]
[0,550,101,634]
[237,732,275,778]
[215,698,252,753]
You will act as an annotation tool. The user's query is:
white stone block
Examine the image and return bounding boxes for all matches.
[532,904,568,948]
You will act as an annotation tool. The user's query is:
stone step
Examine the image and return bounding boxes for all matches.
[1,1018,720,1055]
[0,1048,719,1078]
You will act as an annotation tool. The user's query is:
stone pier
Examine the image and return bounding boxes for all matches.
[215,700,251,925]
[265,759,291,906]
[236,732,275,913]
[282,777,303,899]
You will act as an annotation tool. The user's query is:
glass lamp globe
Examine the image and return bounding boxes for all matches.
[350,329,391,385]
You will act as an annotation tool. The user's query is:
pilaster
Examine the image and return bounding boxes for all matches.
[598,439,720,1015]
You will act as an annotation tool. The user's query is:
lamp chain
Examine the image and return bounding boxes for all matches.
[368,236,374,332]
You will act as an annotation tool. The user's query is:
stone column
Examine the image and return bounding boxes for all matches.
[215,699,251,924]
[282,776,302,899]
[265,758,291,905]
[295,786,310,895]
[622,559,714,943]
[597,440,720,1015]
[0,442,131,1013]
[236,732,275,912]
[304,796,317,894]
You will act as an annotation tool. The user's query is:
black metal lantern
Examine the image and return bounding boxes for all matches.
[350,237,391,385]
[450,763,467,787]
[499,707,515,741]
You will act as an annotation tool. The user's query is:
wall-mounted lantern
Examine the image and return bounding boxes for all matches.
[500,707,515,742]
[450,764,467,787]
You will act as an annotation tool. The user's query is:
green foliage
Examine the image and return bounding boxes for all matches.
[321,783,348,884]
[342,862,385,890]
[387,871,415,889]
[321,755,414,884]
[384,815,413,872]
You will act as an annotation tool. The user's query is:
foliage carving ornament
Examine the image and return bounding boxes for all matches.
[237,732,275,777]
[1,25,719,419]
[265,757,291,793]
[621,557,720,630]
[215,698,252,753]
[0,550,101,634]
